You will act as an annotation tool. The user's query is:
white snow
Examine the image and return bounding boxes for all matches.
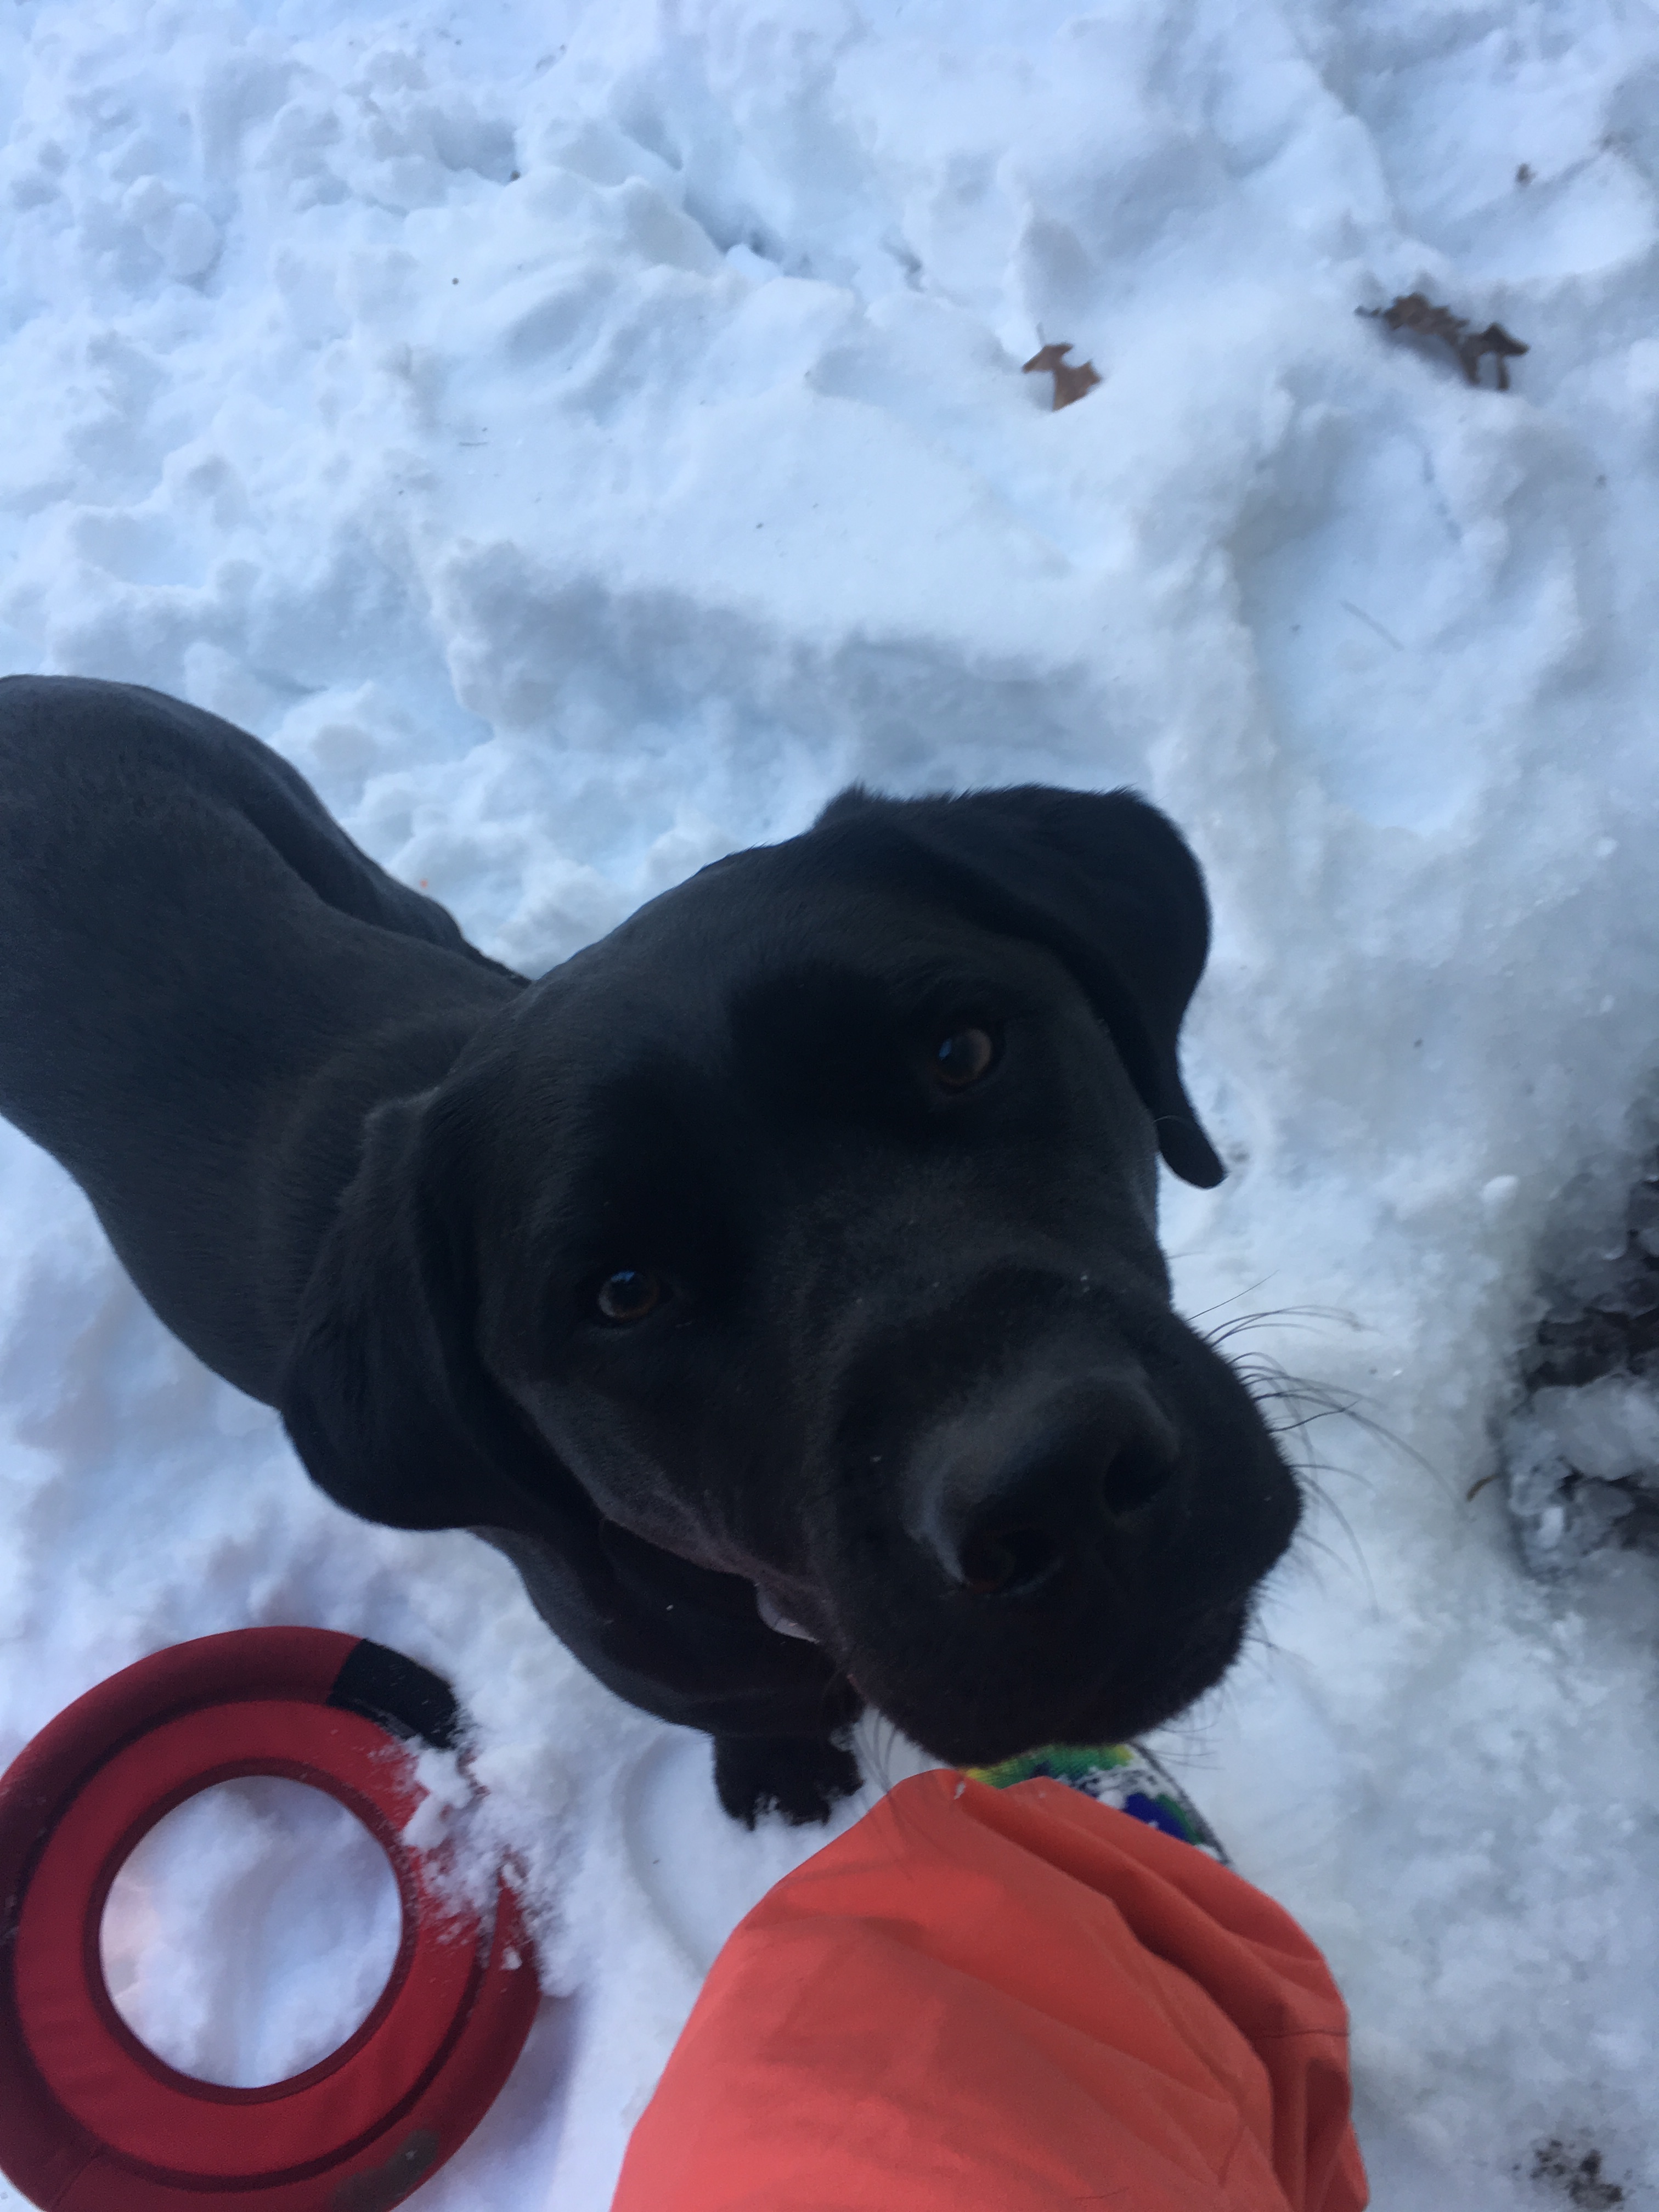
[99,1776,406,2087]
[3,0,1659,2206]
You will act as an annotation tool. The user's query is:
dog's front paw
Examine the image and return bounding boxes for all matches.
[712,1730,864,1827]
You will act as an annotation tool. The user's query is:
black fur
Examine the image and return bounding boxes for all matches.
[0,676,1299,1822]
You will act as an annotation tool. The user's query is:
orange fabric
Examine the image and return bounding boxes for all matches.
[613,1769,1368,2212]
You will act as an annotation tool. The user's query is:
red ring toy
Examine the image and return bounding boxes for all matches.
[0,1627,539,2211]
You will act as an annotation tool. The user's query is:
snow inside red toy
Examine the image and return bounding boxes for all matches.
[0,1627,538,2211]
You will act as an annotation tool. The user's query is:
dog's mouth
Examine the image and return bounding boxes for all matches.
[747,1535,1257,1765]
[753,1583,818,1642]
[855,1588,1256,1770]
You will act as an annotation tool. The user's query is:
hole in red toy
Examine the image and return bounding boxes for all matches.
[100,1776,405,2087]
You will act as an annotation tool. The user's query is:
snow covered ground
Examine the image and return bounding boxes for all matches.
[3,0,1659,2203]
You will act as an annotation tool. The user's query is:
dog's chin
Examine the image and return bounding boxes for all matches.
[851,1596,1253,1771]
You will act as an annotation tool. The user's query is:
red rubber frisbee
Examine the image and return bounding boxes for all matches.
[0,1627,540,2211]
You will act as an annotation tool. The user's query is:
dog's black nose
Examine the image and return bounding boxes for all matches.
[907,1386,1180,1598]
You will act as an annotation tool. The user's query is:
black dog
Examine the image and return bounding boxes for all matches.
[0,676,1300,1822]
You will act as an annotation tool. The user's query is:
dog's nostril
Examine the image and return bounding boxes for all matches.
[1101,1437,1177,1517]
[915,1390,1176,1595]
[956,1523,1060,1597]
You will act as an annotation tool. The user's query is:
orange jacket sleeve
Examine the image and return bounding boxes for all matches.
[613,1768,1368,2212]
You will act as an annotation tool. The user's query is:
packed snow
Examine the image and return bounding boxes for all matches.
[3,0,1659,2204]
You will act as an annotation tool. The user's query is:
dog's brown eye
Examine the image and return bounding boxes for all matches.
[595,1269,664,1324]
[934,1026,995,1090]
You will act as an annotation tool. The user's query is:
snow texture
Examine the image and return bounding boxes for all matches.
[2,0,1658,2205]
[1504,1158,1659,1574]
[99,1775,407,2086]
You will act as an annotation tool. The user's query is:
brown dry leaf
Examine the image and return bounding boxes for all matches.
[1021,341,1104,410]
[1359,292,1530,390]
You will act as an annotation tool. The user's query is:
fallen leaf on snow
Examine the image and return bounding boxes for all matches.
[1359,292,1529,390]
[1022,341,1104,410]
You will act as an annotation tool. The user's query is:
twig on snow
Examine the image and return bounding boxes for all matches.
[1358,292,1529,390]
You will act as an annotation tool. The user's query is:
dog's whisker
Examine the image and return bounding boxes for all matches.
[1178,1276,1278,1325]
[1197,1302,1364,1350]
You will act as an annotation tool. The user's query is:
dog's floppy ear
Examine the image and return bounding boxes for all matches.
[279,1085,851,1739]
[278,1085,569,1538]
[811,783,1224,1188]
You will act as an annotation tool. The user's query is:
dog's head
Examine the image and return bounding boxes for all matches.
[282,785,1299,1771]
